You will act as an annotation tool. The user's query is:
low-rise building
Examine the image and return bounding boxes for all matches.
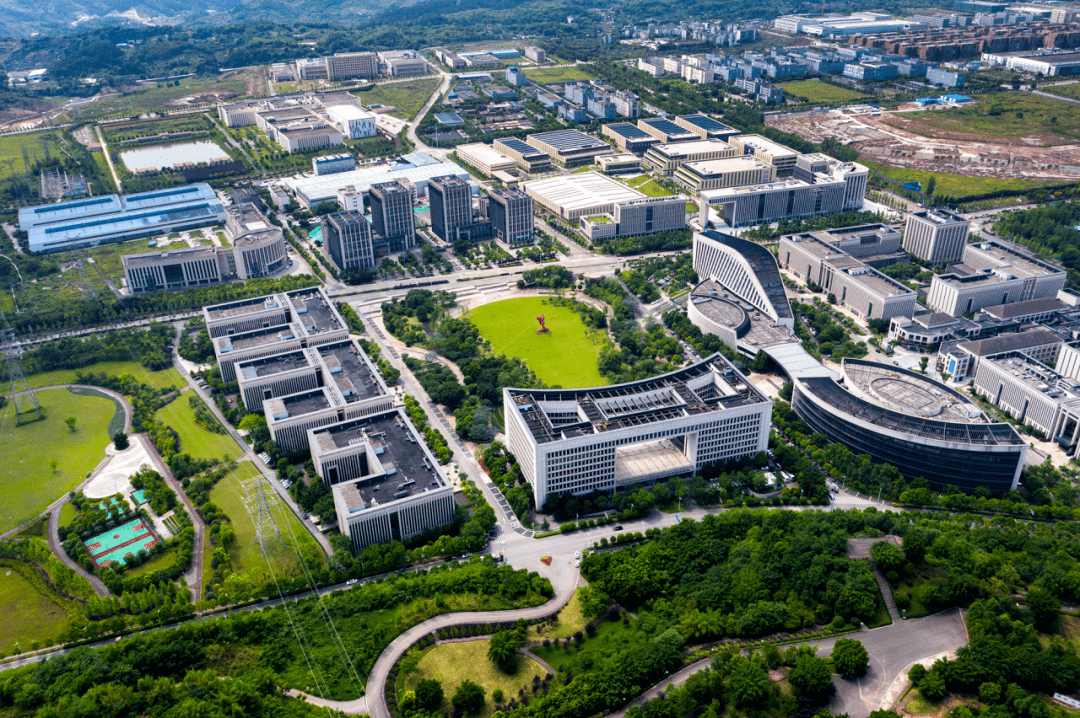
[674,156,776,192]
[638,117,699,143]
[526,129,612,167]
[597,153,643,175]
[602,123,660,154]
[674,114,741,142]
[455,143,518,176]
[926,241,1067,316]
[938,326,1063,380]
[524,46,547,63]
[326,104,378,139]
[729,134,800,176]
[643,139,740,177]
[313,153,357,176]
[926,67,967,87]
[842,62,899,81]
[493,137,552,173]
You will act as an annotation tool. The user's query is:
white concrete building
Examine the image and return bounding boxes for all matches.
[504,355,772,505]
[926,241,1067,316]
[327,105,378,139]
[903,209,971,264]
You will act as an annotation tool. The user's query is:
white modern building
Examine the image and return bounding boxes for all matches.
[926,241,1068,316]
[327,104,378,139]
[903,209,971,264]
[504,355,772,505]
[281,154,469,209]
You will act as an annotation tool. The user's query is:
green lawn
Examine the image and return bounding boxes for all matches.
[58,502,78,527]
[0,561,71,654]
[885,92,1080,145]
[355,78,442,120]
[780,79,867,104]
[208,462,326,589]
[1042,83,1080,101]
[635,179,674,198]
[874,163,1055,200]
[525,65,599,84]
[124,547,179,578]
[155,394,241,462]
[26,361,185,392]
[467,298,607,388]
[0,388,115,533]
[403,640,548,718]
[532,612,641,675]
[527,588,588,642]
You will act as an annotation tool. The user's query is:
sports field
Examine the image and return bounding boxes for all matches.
[85,517,158,567]
[155,394,242,462]
[526,65,599,84]
[0,388,115,533]
[207,462,326,590]
[467,298,606,388]
[0,562,71,651]
[780,79,866,104]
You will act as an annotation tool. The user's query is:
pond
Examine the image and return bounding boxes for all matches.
[120,141,231,173]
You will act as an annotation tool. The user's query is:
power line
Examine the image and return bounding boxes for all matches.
[0,308,43,425]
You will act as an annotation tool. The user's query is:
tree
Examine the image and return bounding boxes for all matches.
[831,639,869,678]
[925,176,937,199]
[919,670,947,701]
[919,357,929,374]
[50,458,58,473]
[113,432,129,450]
[488,629,524,673]
[415,679,444,711]
[452,680,485,715]
[870,541,905,575]
[789,654,833,697]
[65,416,77,432]
[1027,586,1061,632]
[727,657,769,707]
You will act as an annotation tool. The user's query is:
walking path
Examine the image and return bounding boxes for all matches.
[95,125,122,193]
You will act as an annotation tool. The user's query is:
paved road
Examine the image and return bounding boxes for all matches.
[94,125,122,193]
[613,609,968,718]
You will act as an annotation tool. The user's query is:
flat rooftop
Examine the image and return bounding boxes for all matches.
[982,353,1080,405]
[205,294,285,322]
[962,241,1063,280]
[528,129,609,152]
[649,139,736,159]
[323,411,449,508]
[826,255,914,298]
[690,279,795,350]
[317,340,384,404]
[604,123,653,140]
[681,156,771,176]
[507,353,769,444]
[278,388,332,416]
[733,134,800,158]
[524,171,644,213]
[238,348,314,380]
[677,114,739,136]
[217,324,298,353]
[959,327,1062,357]
[495,137,549,160]
[640,118,697,141]
[287,287,344,335]
[1018,52,1080,64]
[702,177,818,200]
[123,245,219,266]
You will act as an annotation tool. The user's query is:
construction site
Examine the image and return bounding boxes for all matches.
[767,103,1080,184]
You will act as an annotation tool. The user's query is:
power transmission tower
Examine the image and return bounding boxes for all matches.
[0,312,43,425]
[246,477,282,557]
[73,253,98,301]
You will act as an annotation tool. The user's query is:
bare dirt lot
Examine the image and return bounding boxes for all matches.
[768,105,1080,183]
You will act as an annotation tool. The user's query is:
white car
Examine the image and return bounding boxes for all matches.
[574,560,581,568]
[574,551,581,560]
[346,579,358,585]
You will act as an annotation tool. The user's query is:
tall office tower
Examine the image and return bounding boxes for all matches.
[487,188,535,246]
[368,180,417,252]
[428,175,474,242]
[903,209,971,264]
[322,211,375,271]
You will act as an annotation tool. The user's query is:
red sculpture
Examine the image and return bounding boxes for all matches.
[536,314,550,334]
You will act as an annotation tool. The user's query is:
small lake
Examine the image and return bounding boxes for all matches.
[120,141,231,172]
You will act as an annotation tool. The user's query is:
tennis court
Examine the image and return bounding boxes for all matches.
[85,518,158,567]
[131,489,148,506]
[98,496,122,512]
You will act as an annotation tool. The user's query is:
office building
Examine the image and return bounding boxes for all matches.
[774,12,915,36]
[674,114,740,142]
[205,287,349,383]
[596,154,642,175]
[506,67,528,86]
[487,187,535,246]
[692,229,795,329]
[926,67,967,87]
[378,50,430,77]
[320,409,456,551]
[455,143,517,176]
[313,153,357,176]
[612,90,641,118]
[903,209,971,264]
[225,203,289,280]
[1051,8,1078,23]
[729,135,801,176]
[493,138,551,173]
[643,139,739,177]
[327,105,378,139]
[322,211,375,271]
[779,233,917,320]
[296,58,329,80]
[937,325,1063,380]
[326,52,379,80]
[504,354,772,505]
[524,46,547,63]
[22,184,226,254]
[675,156,776,192]
[843,62,900,81]
[800,223,905,267]
[638,117,698,144]
[927,240,1068,316]
[123,246,226,294]
[792,358,1025,493]
[369,180,417,252]
[526,129,613,167]
[428,175,474,242]
[601,123,660,154]
[987,51,1080,77]
[282,154,466,209]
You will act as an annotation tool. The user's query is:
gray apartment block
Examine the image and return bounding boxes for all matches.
[779,233,917,320]
[903,209,971,264]
[926,241,1067,316]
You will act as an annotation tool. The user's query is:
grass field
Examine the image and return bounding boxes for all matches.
[874,163,1054,200]
[525,65,599,84]
[356,79,442,120]
[885,92,1080,145]
[208,462,326,590]
[125,546,179,578]
[0,562,71,653]
[58,502,78,527]
[403,640,547,718]
[527,588,588,641]
[155,394,241,462]
[467,298,606,388]
[1040,83,1080,101]
[780,79,866,104]
[26,361,185,392]
[0,388,115,533]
